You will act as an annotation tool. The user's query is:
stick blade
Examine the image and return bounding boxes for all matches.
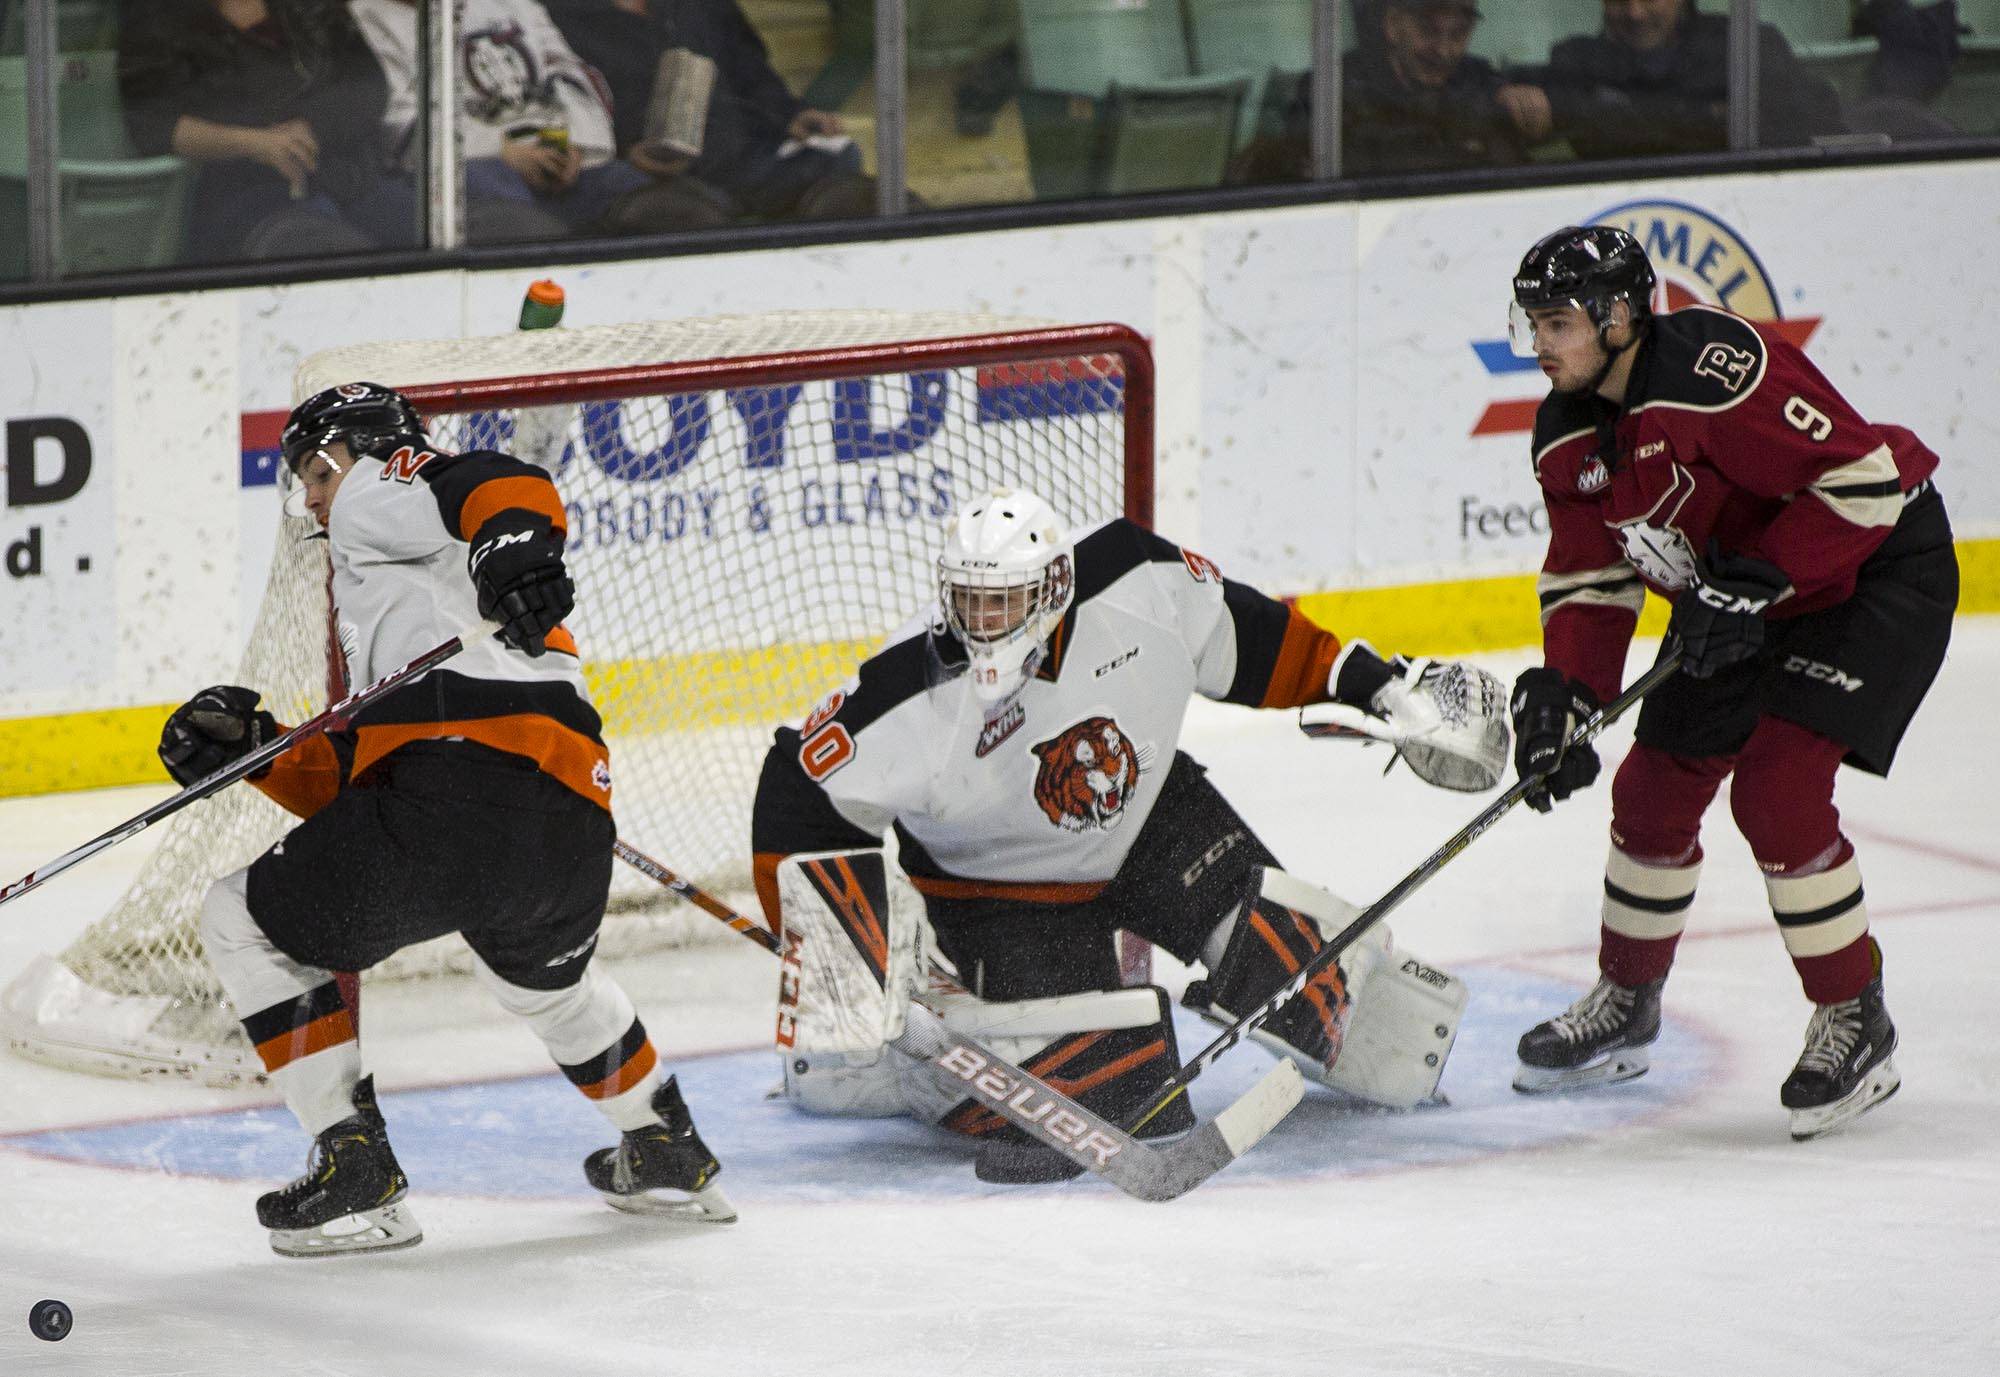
[1119,1059,1305,1202]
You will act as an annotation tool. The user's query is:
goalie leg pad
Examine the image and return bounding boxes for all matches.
[926,984,1197,1184]
[1185,866,1366,1081]
[1185,866,1467,1108]
[1322,944,1468,1108]
[775,850,923,1116]
[775,850,922,1053]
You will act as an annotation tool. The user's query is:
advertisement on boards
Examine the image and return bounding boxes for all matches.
[0,303,116,700]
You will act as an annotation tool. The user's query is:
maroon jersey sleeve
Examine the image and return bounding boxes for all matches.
[1532,405,1645,704]
[1702,323,1904,601]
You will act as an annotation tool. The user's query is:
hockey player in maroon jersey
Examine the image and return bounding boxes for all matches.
[157,382,731,1255]
[751,488,1508,1183]
[1503,225,1959,1138]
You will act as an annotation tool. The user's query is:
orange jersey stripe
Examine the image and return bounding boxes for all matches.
[351,715,610,812]
[906,875,1109,904]
[576,1039,658,1100]
[458,475,568,543]
[1259,606,1343,709]
[253,1009,356,1073]
[251,731,345,819]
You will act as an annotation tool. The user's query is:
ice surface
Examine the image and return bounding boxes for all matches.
[1,630,1995,1376]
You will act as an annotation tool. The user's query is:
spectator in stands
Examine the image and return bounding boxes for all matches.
[1231,0,1553,181]
[351,0,688,241]
[1540,0,1847,156]
[1343,0,1553,174]
[543,0,879,227]
[117,0,414,263]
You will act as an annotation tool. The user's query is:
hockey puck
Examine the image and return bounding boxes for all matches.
[30,1298,72,1342]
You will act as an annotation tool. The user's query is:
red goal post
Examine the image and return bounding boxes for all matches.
[2,312,1156,1085]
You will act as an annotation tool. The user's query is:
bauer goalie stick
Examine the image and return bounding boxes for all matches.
[1126,648,1687,1133]
[611,840,1305,1202]
[0,621,499,912]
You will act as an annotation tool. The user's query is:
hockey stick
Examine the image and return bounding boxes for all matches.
[611,840,1304,1202]
[611,839,781,954]
[0,621,499,911]
[1126,649,1686,1132]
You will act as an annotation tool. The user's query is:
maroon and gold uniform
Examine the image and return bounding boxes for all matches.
[1530,303,1957,1005]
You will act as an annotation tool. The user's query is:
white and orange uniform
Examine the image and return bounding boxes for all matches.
[751,517,1347,924]
[255,445,609,820]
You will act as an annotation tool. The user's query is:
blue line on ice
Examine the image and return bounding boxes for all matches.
[8,967,1714,1201]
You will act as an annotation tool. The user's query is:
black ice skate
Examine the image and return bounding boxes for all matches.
[584,1076,736,1223]
[256,1075,422,1259]
[1512,976,1664,1094]
[1782,975,1900,1141]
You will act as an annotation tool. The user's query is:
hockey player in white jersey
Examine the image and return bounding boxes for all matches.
[752,489,1508,1182]
[159,382,731,1256]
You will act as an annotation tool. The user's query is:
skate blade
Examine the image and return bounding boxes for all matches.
[1789,1056,1902,1141]
[600,1181,738,1224]
[269,1201,424,1259]
[1512,1047,1651,1095]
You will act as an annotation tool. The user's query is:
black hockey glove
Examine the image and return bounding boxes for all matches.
[158,685,279,788]
[470,524,574,657]
[1669,548,1791,679]
[1509,667,1601,814]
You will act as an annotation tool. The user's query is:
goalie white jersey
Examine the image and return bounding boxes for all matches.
[752,518,1347,917]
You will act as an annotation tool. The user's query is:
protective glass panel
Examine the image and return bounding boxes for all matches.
[1349,0,1576,175]
[922,0,1274,205]
[106,0,416,268]
[517,0,880,241]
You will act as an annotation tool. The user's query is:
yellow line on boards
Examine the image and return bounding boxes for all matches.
[5,538,1995,799]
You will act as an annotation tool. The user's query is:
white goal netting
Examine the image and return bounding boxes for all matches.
[2,311,1151,1086]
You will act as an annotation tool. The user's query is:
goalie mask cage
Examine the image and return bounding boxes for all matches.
[2,311,1153,1087]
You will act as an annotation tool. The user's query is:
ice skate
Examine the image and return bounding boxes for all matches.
[585,1076,736,1223]
[256,1076,423,1259]
[1513,976,1664,1093]
[1783,975,1900,1141]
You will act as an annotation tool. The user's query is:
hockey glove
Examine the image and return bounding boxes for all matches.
[158,685,279,788]
[470,523,574,657]
[1668,548,1791,679]
[1304,644,1510,792]
[1509,667,1600,813]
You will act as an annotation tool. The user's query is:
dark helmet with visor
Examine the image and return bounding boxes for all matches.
[278,382,428,516]
[1508,225,1657,358]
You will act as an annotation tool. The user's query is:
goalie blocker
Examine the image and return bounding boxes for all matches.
[772,849,1195,1183]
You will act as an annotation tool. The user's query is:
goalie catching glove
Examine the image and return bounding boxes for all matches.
[469,520,574,657]
[1299,643,1511,792]
[158,685,280,787]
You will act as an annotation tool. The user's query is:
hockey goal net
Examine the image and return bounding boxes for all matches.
[2,311,1152,1087]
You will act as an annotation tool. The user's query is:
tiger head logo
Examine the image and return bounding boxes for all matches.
[1031,715,1149,832]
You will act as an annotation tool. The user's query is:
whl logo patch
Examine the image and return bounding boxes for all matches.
[975,701,1024,758]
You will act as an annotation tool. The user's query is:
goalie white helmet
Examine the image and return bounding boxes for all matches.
[938,489,1076,702]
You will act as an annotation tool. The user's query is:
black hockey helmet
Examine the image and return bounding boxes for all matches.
[280,381,428,473]
[1509,225,1656,355]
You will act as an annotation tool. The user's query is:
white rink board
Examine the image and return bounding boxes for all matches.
[1,159,1996,721]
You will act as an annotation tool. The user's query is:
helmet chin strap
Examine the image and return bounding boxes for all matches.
[1565,313,1642,398]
